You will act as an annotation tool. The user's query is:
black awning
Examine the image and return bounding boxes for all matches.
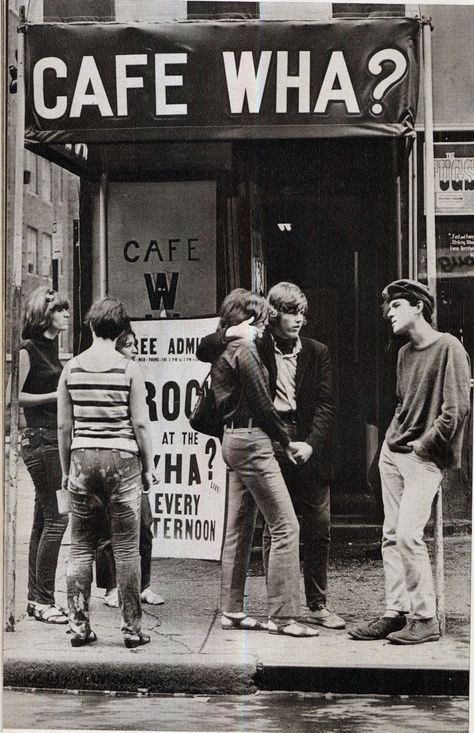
[24,18,421,144]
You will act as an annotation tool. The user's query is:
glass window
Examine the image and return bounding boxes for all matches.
[43,0,114,21]
[59,169,64,202]
[42,160,52,202]
[332,4,405,17]
[26,227,38,274]
[25,150,38,195]
[187,1,259,18]
[42,233,53,278]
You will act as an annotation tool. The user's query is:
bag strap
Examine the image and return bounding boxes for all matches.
[200,370,212,388]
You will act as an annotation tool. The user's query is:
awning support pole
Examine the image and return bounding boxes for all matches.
[422,16,445,637]
[422,17,437,304]
[5,7,26,632]
[99,172,108,297]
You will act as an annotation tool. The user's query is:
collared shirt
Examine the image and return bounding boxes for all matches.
[272,336,302,412]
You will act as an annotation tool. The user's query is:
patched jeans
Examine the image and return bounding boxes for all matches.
[379,441,443,620]
[21,427,69,606]
[221,427,300,623]
[67,448,142,638]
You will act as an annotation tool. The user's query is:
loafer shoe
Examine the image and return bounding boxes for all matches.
[307,606,346,629]
[386,618,440,645]
[348,614,407,640]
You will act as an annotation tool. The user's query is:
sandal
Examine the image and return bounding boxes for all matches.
[71,630,97,648]
[268,619,320,637]
[221,614,268,631]
[124,632,151,649]
[27,601,36,617]
[34,604,68,625]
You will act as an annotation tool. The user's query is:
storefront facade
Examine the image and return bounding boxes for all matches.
[15,3,472,539]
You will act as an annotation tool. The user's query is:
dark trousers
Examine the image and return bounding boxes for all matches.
[263,425,331,610]
[21,428,69,606]
[96,494,153,592]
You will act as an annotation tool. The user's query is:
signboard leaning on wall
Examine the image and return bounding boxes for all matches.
[132,317,227,561]
[108,181,217,318]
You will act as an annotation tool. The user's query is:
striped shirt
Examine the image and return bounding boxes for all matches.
[66,356,138,454]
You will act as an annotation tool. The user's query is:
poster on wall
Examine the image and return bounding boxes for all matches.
[131,317,227,561]
[108,181,216,318]
[433,143,474,215]
[436,220,474,278]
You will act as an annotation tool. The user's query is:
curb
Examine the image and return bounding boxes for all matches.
[3,656,258,695]
[255,664,469,696]
[4,654,468,696]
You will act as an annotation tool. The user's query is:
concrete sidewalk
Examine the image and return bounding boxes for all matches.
[3,460,471,696]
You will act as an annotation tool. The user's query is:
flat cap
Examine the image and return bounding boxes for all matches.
[382,279,435,314]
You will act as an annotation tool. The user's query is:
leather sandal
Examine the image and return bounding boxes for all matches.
[27,601,36,617]
[34,604,68,625]
[221,614,268,631]
[268,619,319,637]
[71,630,97,647]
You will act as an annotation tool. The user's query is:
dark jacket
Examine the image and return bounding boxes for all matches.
[197,328,335,480]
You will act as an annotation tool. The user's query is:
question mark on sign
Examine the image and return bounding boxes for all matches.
[205,439,217,480]
[368,49,407,115]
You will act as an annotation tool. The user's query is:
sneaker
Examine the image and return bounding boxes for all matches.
[103,588,119,608]
[386,618,440,645]
[140,587,165,605]
[307,605,346,629]
[348,614,407,640]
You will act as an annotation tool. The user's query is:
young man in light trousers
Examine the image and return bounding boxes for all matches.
[349,279,471,644]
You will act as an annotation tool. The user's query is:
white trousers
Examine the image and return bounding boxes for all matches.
[379,441,443,619]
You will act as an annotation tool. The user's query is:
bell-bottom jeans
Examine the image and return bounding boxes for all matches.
[220,427,301,623]
[67,448,142,638]
[21,427,69,606]
[379,441,443,620]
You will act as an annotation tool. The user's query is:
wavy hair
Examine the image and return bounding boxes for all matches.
[218,288,268,329]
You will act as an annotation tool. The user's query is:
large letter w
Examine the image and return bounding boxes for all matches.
[144,272,179,310]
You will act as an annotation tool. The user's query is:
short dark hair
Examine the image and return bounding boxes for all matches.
[386,292,433,325]
[116,329,137,352]
[219,288,268,329]
[382,279,434,325]
[21,286,69,340]
[85,297,130,340]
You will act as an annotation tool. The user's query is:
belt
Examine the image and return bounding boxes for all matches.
[277,411,297,424]
[224,417,264,431]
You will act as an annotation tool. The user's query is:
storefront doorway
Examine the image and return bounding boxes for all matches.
[241,139,403,509]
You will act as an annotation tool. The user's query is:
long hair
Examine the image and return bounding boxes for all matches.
[21,286,69,340]
[218,288,268,329]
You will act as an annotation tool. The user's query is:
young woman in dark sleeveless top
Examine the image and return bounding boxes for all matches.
[17,286,70,624]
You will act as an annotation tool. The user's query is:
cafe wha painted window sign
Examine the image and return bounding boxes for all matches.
[24,18,420,142]
[108,181,216,318]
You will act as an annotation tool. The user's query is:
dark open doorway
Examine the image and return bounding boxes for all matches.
[242,138,401,511]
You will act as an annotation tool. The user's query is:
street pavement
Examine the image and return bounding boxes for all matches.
[3,458,471,696]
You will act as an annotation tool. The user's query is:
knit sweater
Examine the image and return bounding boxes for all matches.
[385,333,471,468]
